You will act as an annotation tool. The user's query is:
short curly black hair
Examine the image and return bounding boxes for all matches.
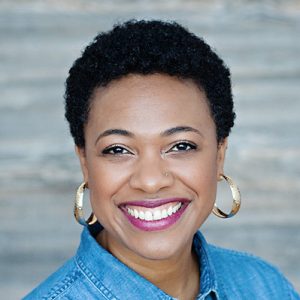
[65,19,235,148]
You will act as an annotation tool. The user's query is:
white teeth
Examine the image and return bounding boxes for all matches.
[174,202,181,211]
[161,209,168,218]
[153,210,161,220]
[145,211,153,221]
[139,211,145,220]
[126,202,182,221]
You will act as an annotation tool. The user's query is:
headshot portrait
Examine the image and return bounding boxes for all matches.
[1,1,299,299]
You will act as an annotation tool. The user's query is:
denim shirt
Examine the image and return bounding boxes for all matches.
[24,225,300,300]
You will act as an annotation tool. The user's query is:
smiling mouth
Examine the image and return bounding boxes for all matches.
[119,198,190,231]
[124,202,183,221]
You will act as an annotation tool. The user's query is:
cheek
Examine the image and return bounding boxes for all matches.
[175,154,219,204]
[180,158,218,228]
[86,159,129,215]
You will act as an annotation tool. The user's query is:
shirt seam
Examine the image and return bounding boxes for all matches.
[76,254,174,300]
[194,234,222,299]
[201,248,227,300]
[75,255,121,300]
[42,267,80,300]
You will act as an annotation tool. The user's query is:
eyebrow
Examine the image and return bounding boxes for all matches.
[95,129,133,145]
[161,126,202,137]
[95,126,203,145]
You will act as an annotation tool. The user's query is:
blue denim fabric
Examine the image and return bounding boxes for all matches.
[23,226,300,300]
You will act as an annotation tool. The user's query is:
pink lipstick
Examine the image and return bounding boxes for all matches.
[119,198,190,231]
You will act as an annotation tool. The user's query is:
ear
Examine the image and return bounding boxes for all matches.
[75,145,89,183]
[216,138,228,181]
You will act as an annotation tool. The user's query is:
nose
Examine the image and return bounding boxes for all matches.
[129,153,174,194]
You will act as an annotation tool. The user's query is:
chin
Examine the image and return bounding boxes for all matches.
[124,230,194,261]
[131,243,181,261]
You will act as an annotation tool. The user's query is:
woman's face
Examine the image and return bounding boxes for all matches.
[76,73,227,261]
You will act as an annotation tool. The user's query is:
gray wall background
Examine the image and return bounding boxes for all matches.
[0,0,299,299]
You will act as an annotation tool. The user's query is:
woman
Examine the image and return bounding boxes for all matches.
[24,20,299,300]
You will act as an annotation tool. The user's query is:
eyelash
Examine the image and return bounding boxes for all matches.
[102,145,131,155]
[168,141,197,152]
[101,141,197,156]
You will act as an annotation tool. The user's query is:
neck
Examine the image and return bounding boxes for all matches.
[97,231,200,300]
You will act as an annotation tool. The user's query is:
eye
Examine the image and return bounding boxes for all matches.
[102,145,132,155]
[168,141,197,152]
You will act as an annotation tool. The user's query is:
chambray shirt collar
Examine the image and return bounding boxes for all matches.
[193,231,222,300]
[75,225,221,300]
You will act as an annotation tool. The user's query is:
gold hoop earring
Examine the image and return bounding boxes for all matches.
[212,174,241,218]
[74,182,97,226]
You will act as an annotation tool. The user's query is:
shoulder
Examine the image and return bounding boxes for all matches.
[22,257,101,300]
[207,243,299,299]
[208,242,281,274]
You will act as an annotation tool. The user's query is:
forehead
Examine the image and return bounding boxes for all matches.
[87,74,215,135]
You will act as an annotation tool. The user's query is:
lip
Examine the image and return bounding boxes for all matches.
[119,198,191,232]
